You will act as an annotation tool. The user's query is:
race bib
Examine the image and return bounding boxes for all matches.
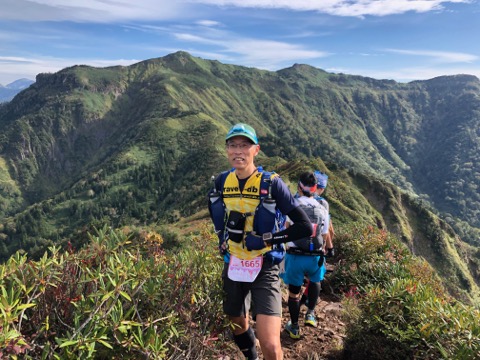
[228,255,263,282]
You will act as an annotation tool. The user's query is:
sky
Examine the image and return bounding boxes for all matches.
[1,0,479,86]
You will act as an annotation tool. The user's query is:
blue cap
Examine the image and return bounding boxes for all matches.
[314,170,328,188]
[225,123,258,144]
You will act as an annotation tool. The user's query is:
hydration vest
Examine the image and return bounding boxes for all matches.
[293,199,326,252]
[314,195,330,213]
[208,166,286,263]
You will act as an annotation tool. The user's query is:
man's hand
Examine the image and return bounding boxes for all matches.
[217,231,227,255]
[245,233,266,251]
[218,241,228,256]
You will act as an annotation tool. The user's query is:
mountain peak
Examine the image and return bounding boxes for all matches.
[0,78,35,102]
[6,78,35,90]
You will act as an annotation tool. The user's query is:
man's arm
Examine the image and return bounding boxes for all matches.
[245,175,312,250]
[269,206,312,245]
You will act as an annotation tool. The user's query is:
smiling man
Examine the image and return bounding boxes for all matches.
[208,123,312,359]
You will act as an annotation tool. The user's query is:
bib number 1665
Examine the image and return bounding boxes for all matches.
[240,258,261,268]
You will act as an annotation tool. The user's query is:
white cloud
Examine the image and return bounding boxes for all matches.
[0,0,187,22]
[192,0,470,17]
[0,0,477,84]
[196,20,223,26]
[385,49,478,63]
[174,33,220,45]
[224,39,329,68]
[172,30,329,69]
[0,16,330,83]
[0,0,471,22]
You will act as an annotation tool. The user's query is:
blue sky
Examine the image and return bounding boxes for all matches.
[1,0,479,85]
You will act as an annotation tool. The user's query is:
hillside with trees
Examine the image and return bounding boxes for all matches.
[0,52,478,304]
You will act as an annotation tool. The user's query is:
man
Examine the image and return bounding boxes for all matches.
[314,170,334,257]
[208,123,312,360]
[298,171,335,310]
[281,172,329,339]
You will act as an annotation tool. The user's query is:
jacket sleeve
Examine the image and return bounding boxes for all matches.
[270,206,312,245]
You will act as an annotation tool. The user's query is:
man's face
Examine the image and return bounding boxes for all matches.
[226,136,259,170]
[316,187,325,196]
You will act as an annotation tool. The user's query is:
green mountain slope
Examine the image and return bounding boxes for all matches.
[0,51,479,302]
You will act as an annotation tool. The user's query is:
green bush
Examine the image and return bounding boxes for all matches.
[332,223,414,294]
[335,223,480,360]
[0,223,232,359]
[3,221,478,359]
[344,278,480,360]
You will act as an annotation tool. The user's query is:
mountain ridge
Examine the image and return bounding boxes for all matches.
[0,51,479,302]
[0,78,35,102]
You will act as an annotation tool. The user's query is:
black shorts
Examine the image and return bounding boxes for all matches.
[222,260,282,317]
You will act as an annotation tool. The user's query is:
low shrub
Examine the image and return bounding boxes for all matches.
[332,223,414,294]
[0,223,231,359]
[335,223,480,360]
[344,278,480,360]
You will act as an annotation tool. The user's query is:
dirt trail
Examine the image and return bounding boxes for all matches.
[279,270,345,360]
[280,291,345,359]
[220,263,346,360]
[258,264,347,359]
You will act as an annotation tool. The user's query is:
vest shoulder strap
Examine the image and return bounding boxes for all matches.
[257,167,279,200]
[217,168,234,191]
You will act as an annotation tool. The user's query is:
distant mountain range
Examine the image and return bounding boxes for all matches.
[0,52,479,303]
[0,78,35,102]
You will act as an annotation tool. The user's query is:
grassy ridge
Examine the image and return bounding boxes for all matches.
[1,221,478,359]
[0,53,479,234]
[0,51,478,303]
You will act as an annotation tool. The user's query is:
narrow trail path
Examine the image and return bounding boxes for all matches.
[257,264,347,359]
[279,290,345,359]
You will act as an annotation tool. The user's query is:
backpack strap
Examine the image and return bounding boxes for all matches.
[218,168,234,189]
[257,167,279,200]
[256,167,286,232]
[256,168,287,264]
[259,168,270,200]
[208,168,234,243]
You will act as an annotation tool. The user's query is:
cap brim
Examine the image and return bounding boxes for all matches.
[225,133,258,144]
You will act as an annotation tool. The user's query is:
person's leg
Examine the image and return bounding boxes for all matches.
[255,314,283,360]
[329,221,335,240]
[304,281,321,327]
[326,222,335,257]
[251,261,283,359]
[299,277,309,307]
[230,315,249,334]
[281,254,305,339]
[231,316,258,360]
[305,256,326,327]
[324,231,334,257]
[287,284,302,325]
[306,281,321,311]
[223,264,258,359]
